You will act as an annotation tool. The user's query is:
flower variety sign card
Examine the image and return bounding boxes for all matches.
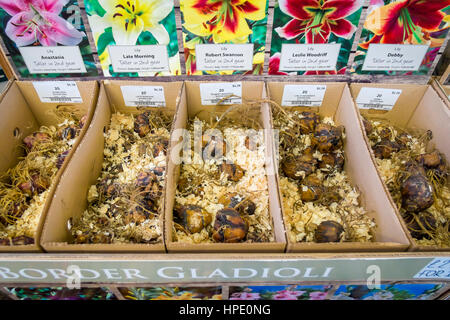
[0,0,98,78]
[269,0,363,76]
[353,0,450,76]
[181,0,269,75]
[84,0,181,77]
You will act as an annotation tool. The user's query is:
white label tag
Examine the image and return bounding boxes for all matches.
[121,86,166,107]
[356,87,402,110]
[19,46,87,74]
[200,82,242,105]
[108,45,169,73]
[33,81,82,103]
[281,85,327,107]
[414,258,450,280]
[279,44,341,71]
[362,44,429,71]
[195,44,253,71]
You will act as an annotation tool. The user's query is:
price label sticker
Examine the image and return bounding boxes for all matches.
[33,81,82,103]
[414,258,450,280]
[121,86,166,107]
[281,85,327,107]
[200,82,242,105]
[356,87,402,110]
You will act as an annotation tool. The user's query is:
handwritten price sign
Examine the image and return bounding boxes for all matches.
[414,258,450,280]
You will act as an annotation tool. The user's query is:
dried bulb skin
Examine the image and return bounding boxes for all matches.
[11,235,34,245]
[58,125,78,140]
[97,178,121,200]
[136,171,162,201]
[202,134,227,158]
[297,112,320,134]
[395,133,411,149]
[134,112,151,137]
[312,123,344,153]
[403,212,437,240]
[319,152,345,172]
[314,220,344,243]
[300,175,323,202]
[213,208,248,243]
[19,174,49,197]
[401,163,434,213]
[79,114,88,129]
[218,193,256,215]
[56,150,70,169]
[23,132,51,151]
[125,206,153,225]
[373,140,401,159]
[218,163,245,182]
[177,205,212,234]
[362,118,373,135]
[153,137,169,157]
[282,154,317,180]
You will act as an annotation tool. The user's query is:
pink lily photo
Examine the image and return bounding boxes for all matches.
[0,0,85,47]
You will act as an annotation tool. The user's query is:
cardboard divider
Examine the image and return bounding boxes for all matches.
[350,83,450,252]
[267,82,410,253]
[165,81,286,253]
[0,80,99,252]
[41,80,183,253]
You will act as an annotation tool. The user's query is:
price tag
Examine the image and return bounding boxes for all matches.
[195,44,253,71]
[19,46,87,74]
[281,85,327,107]
[121,86,166,107]
[356,87,402,110]
[362,44,428,71]
[200,82,242,105]
[33,81,82,103]
[414,258,450,280]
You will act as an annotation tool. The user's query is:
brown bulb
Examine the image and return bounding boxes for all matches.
[177,205,212,234]
[218,192,256,215]
[312,123,344,153]
[300,175,323,202]
[282,154,317,180]
[213,208,248,243]
[297,112,320,134]
[314,220,344,243]
[319,152,345,172]
[362,118,373,135]
[373,140,401,159]
[134,112,151,137]
[218,163,245,182]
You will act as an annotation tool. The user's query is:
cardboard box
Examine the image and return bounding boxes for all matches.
[267,82,410,253]
[350,83,450,252]
[41,80,183,253]
[0,80,99,252]
[165,81,286,253]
